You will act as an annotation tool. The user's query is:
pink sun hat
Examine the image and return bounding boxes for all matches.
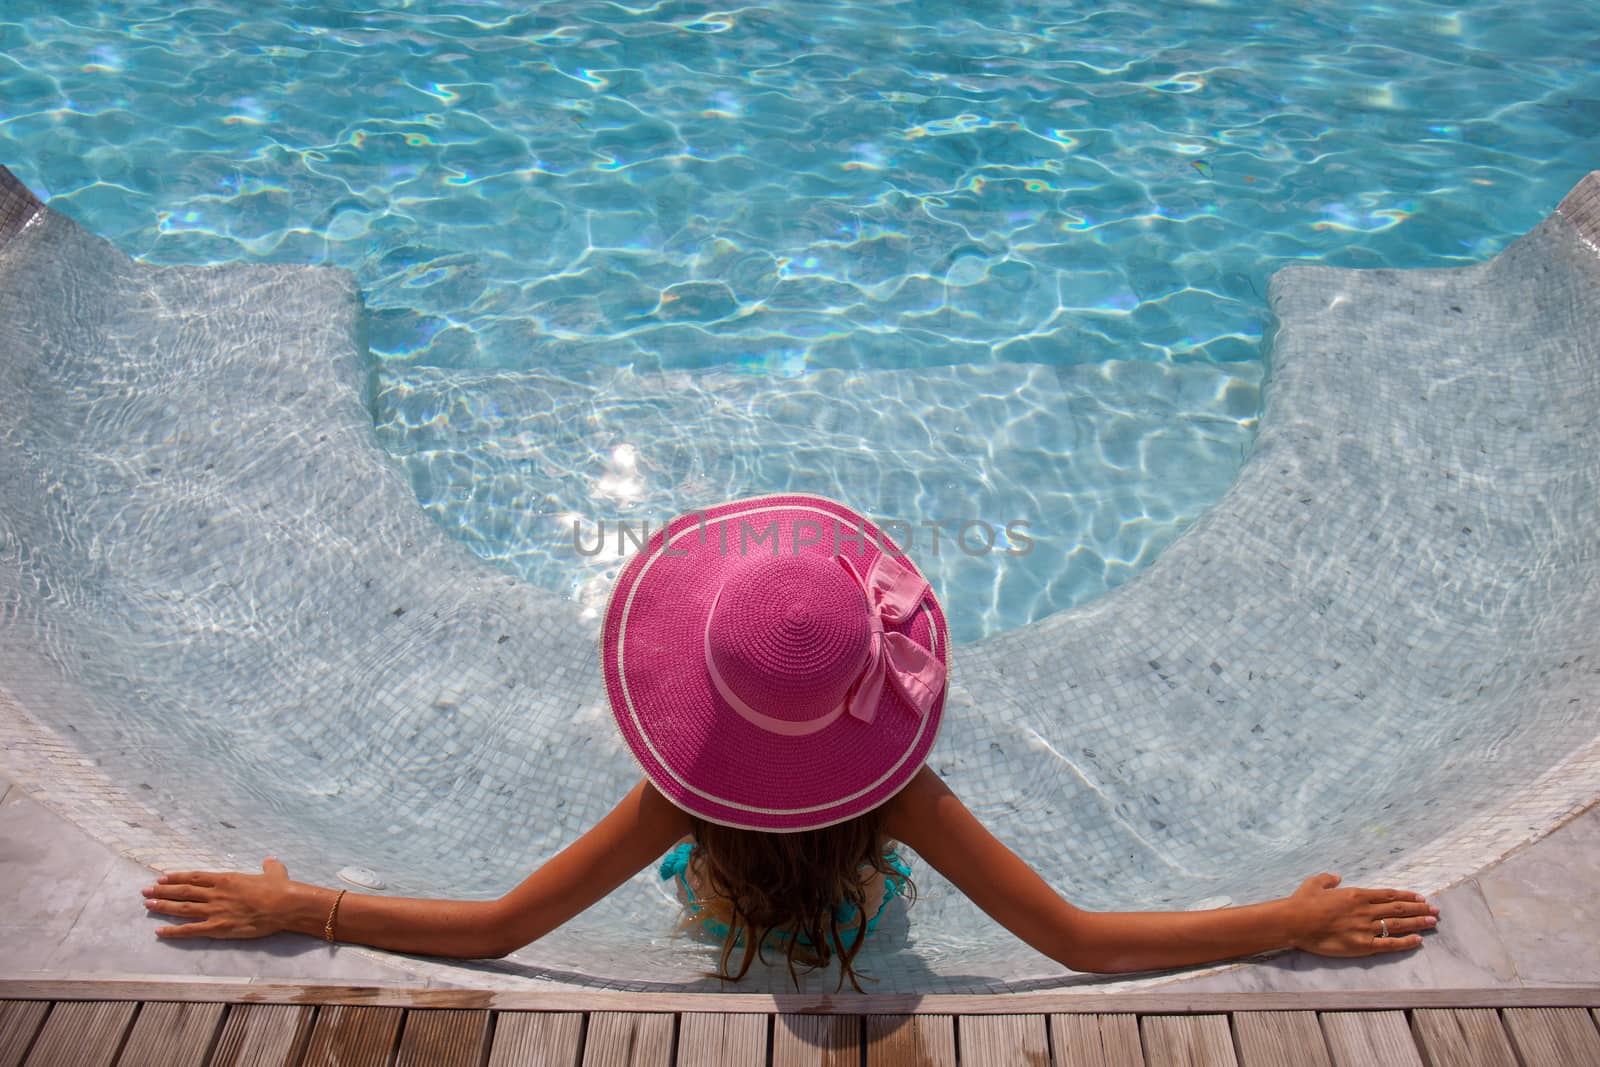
[600,493,950,831]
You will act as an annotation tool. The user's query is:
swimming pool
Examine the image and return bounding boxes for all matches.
[5,0,1597,639]
[1,1,1598,991]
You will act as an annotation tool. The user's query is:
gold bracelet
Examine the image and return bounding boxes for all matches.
[324,889,348,943]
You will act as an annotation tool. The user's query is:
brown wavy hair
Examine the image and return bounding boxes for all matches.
[683,810,914,992]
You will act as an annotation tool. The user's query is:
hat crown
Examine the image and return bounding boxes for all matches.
[706,555,871,727]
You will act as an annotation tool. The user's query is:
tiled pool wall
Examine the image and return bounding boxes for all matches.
[0,166,1596,992]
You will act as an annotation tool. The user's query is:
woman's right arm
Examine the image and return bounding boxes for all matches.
[881,764,1439,974]
[144,778,692,959]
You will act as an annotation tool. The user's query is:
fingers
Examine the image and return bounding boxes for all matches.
[144,883,213,903]
[1360,909,1437,954]
[263,857,288,878]
[1381,915,1436,936]
[144,897,208,918]
[1396,900,1439,917]
[1365,900,1438,920]
[155,919,223,940]
[157,872,219,888]
[1361,888,1427,904]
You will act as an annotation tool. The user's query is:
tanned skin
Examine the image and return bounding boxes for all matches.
[143,766,1437,971]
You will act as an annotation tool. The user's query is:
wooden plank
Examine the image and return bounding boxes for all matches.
[22,1001,134,1067]
[300,1005,402,1067]
[1410,1009,1518,1067]
[2,980,1597,1014]
[209,1004,314,1067]
[582,1013,674,1067]
[1502,1007,1600,1067]
[959,1014,1048,1067]
[865,1014,955,1067]
[1050,1013,1142,1066]
[1140,1014,1238,1067]
[773,1015,857,1067]
[115,1001,226,1067]
[0,1002,49,1067]
[1232,1011,1331,1067]
[394,1009,490,1067]
[678,1013,766,1067]
[1319,1011,1424,1067]
[487,1012,584,1067]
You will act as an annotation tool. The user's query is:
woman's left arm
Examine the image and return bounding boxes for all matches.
[882,765,1437,974]
[143,779,692,959]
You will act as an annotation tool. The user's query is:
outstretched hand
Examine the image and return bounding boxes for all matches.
[142,857,297,940]
[1285,872,1438,957]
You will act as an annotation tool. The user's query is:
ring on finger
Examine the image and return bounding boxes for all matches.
[1378,918,1390,938]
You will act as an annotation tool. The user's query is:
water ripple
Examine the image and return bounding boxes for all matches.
[3,0,1596,636]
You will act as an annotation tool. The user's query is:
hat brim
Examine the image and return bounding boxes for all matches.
[600,494,948,831]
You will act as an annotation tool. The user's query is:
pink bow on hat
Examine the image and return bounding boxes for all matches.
[839,554,946,724]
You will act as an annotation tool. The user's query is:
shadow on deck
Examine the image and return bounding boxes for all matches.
[2,981,1599,1065]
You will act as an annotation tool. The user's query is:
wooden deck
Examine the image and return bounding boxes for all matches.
[2,982,1598,1067]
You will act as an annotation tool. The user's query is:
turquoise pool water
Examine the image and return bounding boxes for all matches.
[3,0,1596,640]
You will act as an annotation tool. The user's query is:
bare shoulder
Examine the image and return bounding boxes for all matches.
[880,764,1068,902]
[881,764,960,847]
[636,778,694,840]
[880,763,1085,967]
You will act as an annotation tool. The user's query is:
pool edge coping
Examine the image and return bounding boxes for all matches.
[4,681,1596,994]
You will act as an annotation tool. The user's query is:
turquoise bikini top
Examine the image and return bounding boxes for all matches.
[658,841,912,949]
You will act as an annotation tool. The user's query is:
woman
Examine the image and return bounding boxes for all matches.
[144,494,1438,990]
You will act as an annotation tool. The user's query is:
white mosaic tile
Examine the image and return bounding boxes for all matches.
[0,165,1596,992]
